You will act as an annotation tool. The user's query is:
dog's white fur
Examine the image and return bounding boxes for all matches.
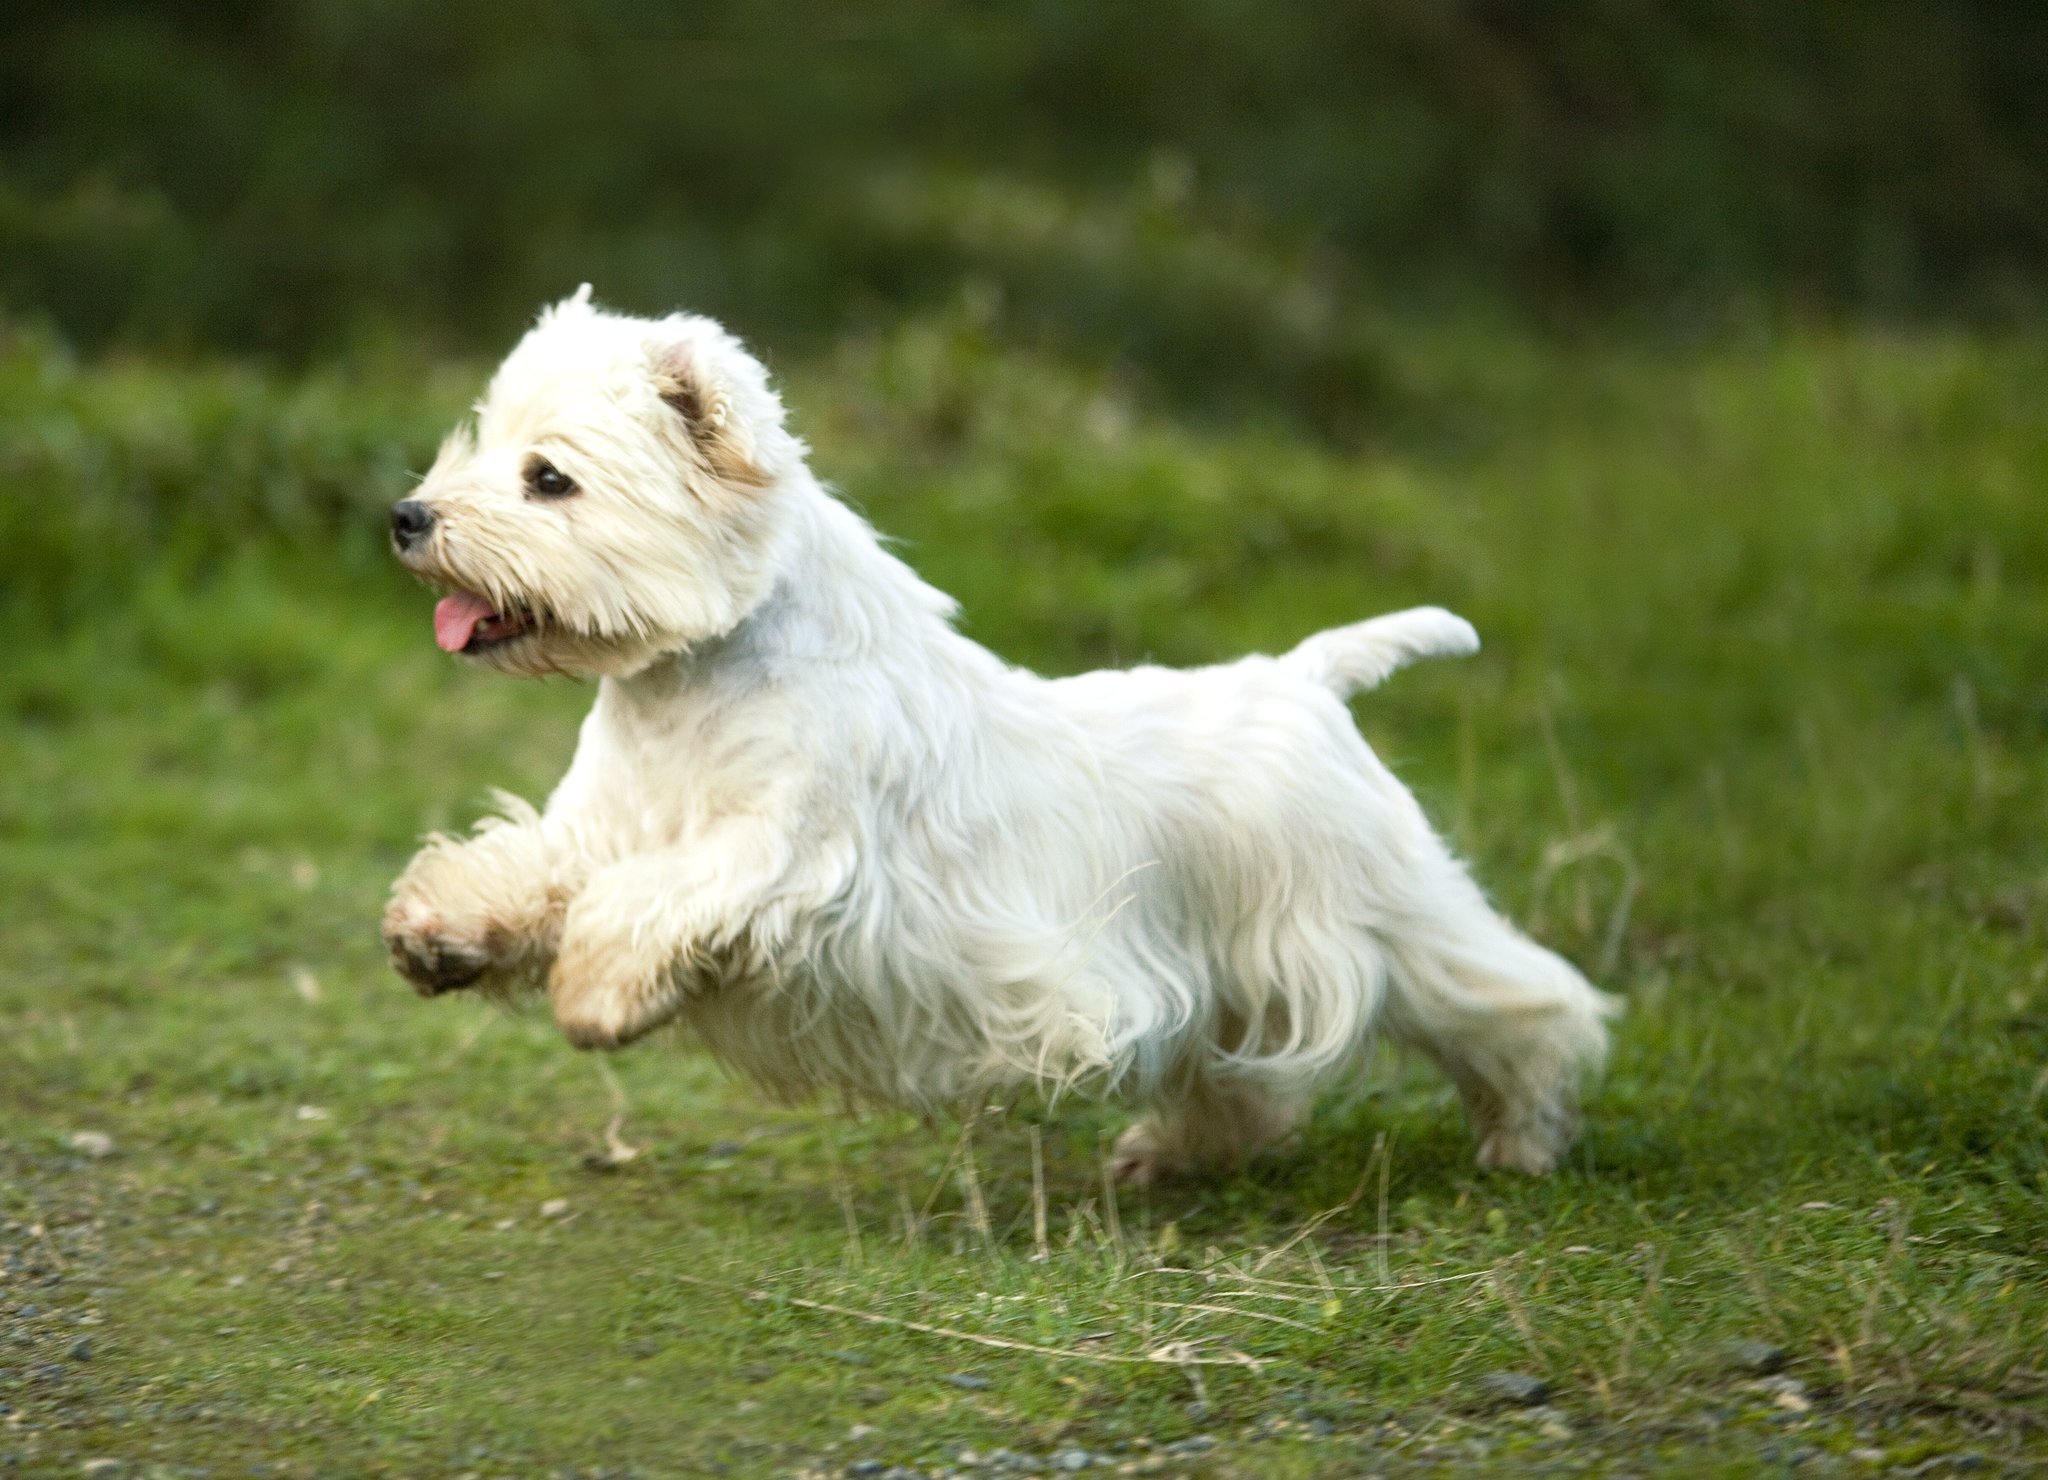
[384,288,1615,1183]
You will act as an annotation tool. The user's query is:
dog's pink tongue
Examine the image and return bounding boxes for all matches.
[433,592,498,652]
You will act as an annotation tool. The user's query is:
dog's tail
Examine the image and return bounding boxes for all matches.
[1280,606,1480,700]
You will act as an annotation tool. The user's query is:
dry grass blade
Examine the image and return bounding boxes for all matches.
[1376,1130,1395,1289]
[1149,1300,1322,1332]
[1128,1266,1494,1297]
[831,1155,865,1269]
[957,1120,994,1251]
[1491,1266,1549,1368]
[599,1114,643,1166]
[1097,1129,1125,1267]
[1028,1124,1051,1263]
[685,1277,1262,1370]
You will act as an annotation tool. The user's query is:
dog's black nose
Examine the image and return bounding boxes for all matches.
[390,499,435,550]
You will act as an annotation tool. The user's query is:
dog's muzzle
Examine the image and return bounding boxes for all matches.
[390,499,435,552]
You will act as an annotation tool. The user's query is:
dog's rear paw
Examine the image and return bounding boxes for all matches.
[1109,1122,1177,1189]
[1474,1102,1578,1176]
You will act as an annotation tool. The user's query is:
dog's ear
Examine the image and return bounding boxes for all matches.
[651,340,771,490]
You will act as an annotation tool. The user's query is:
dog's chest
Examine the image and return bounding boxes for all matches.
[566,670,800,848]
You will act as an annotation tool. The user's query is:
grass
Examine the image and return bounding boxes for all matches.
[2,313,2046,1478]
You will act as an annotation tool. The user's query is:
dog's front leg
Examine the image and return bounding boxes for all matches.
[549,819,790,1050]
[383,808,571,995]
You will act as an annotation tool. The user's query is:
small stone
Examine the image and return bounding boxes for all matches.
[944,1372,991,1390]
[1724,1339,1788,1375]
[68,1339,93,1362]
[1054,1449,1091,1471]
[294,1105,329,1122]
[1161,1436,1215,1456]
[849,1423,879,1441]
[1849,1450,1886,1464]
[1478,1371,1551,1406]
[539,1198,570,1218]
[848,1463,885,1478]
[80,1463,121,1478]
[69,1132,114,1159]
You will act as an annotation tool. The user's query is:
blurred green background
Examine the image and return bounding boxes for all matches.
[7,0,2047,367]
[5,7,2048,1476]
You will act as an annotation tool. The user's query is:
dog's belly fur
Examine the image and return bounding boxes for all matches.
[604,640,1471,1119]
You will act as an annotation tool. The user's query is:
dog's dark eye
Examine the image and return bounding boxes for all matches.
[525,458,577,499]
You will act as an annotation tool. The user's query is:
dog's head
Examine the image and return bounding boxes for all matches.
[391,287,804,677]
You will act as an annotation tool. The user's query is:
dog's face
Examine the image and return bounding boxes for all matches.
[391,289,801,677]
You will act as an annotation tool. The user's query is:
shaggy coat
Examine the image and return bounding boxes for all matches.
[383,289,1615,1182]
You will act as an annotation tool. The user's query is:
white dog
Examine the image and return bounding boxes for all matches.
[383,287,1614,1183]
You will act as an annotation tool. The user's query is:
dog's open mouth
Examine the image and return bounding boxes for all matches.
[433,591,536,653]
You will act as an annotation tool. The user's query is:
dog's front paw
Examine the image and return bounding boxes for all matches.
[549,943,680,1051]
[382,897,496,996]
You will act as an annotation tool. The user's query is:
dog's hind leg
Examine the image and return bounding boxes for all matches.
[1110,1074,1311,1187]
[1377,883,1616,1174]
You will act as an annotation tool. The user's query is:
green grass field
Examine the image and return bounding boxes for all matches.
[3,316,2045,1478]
